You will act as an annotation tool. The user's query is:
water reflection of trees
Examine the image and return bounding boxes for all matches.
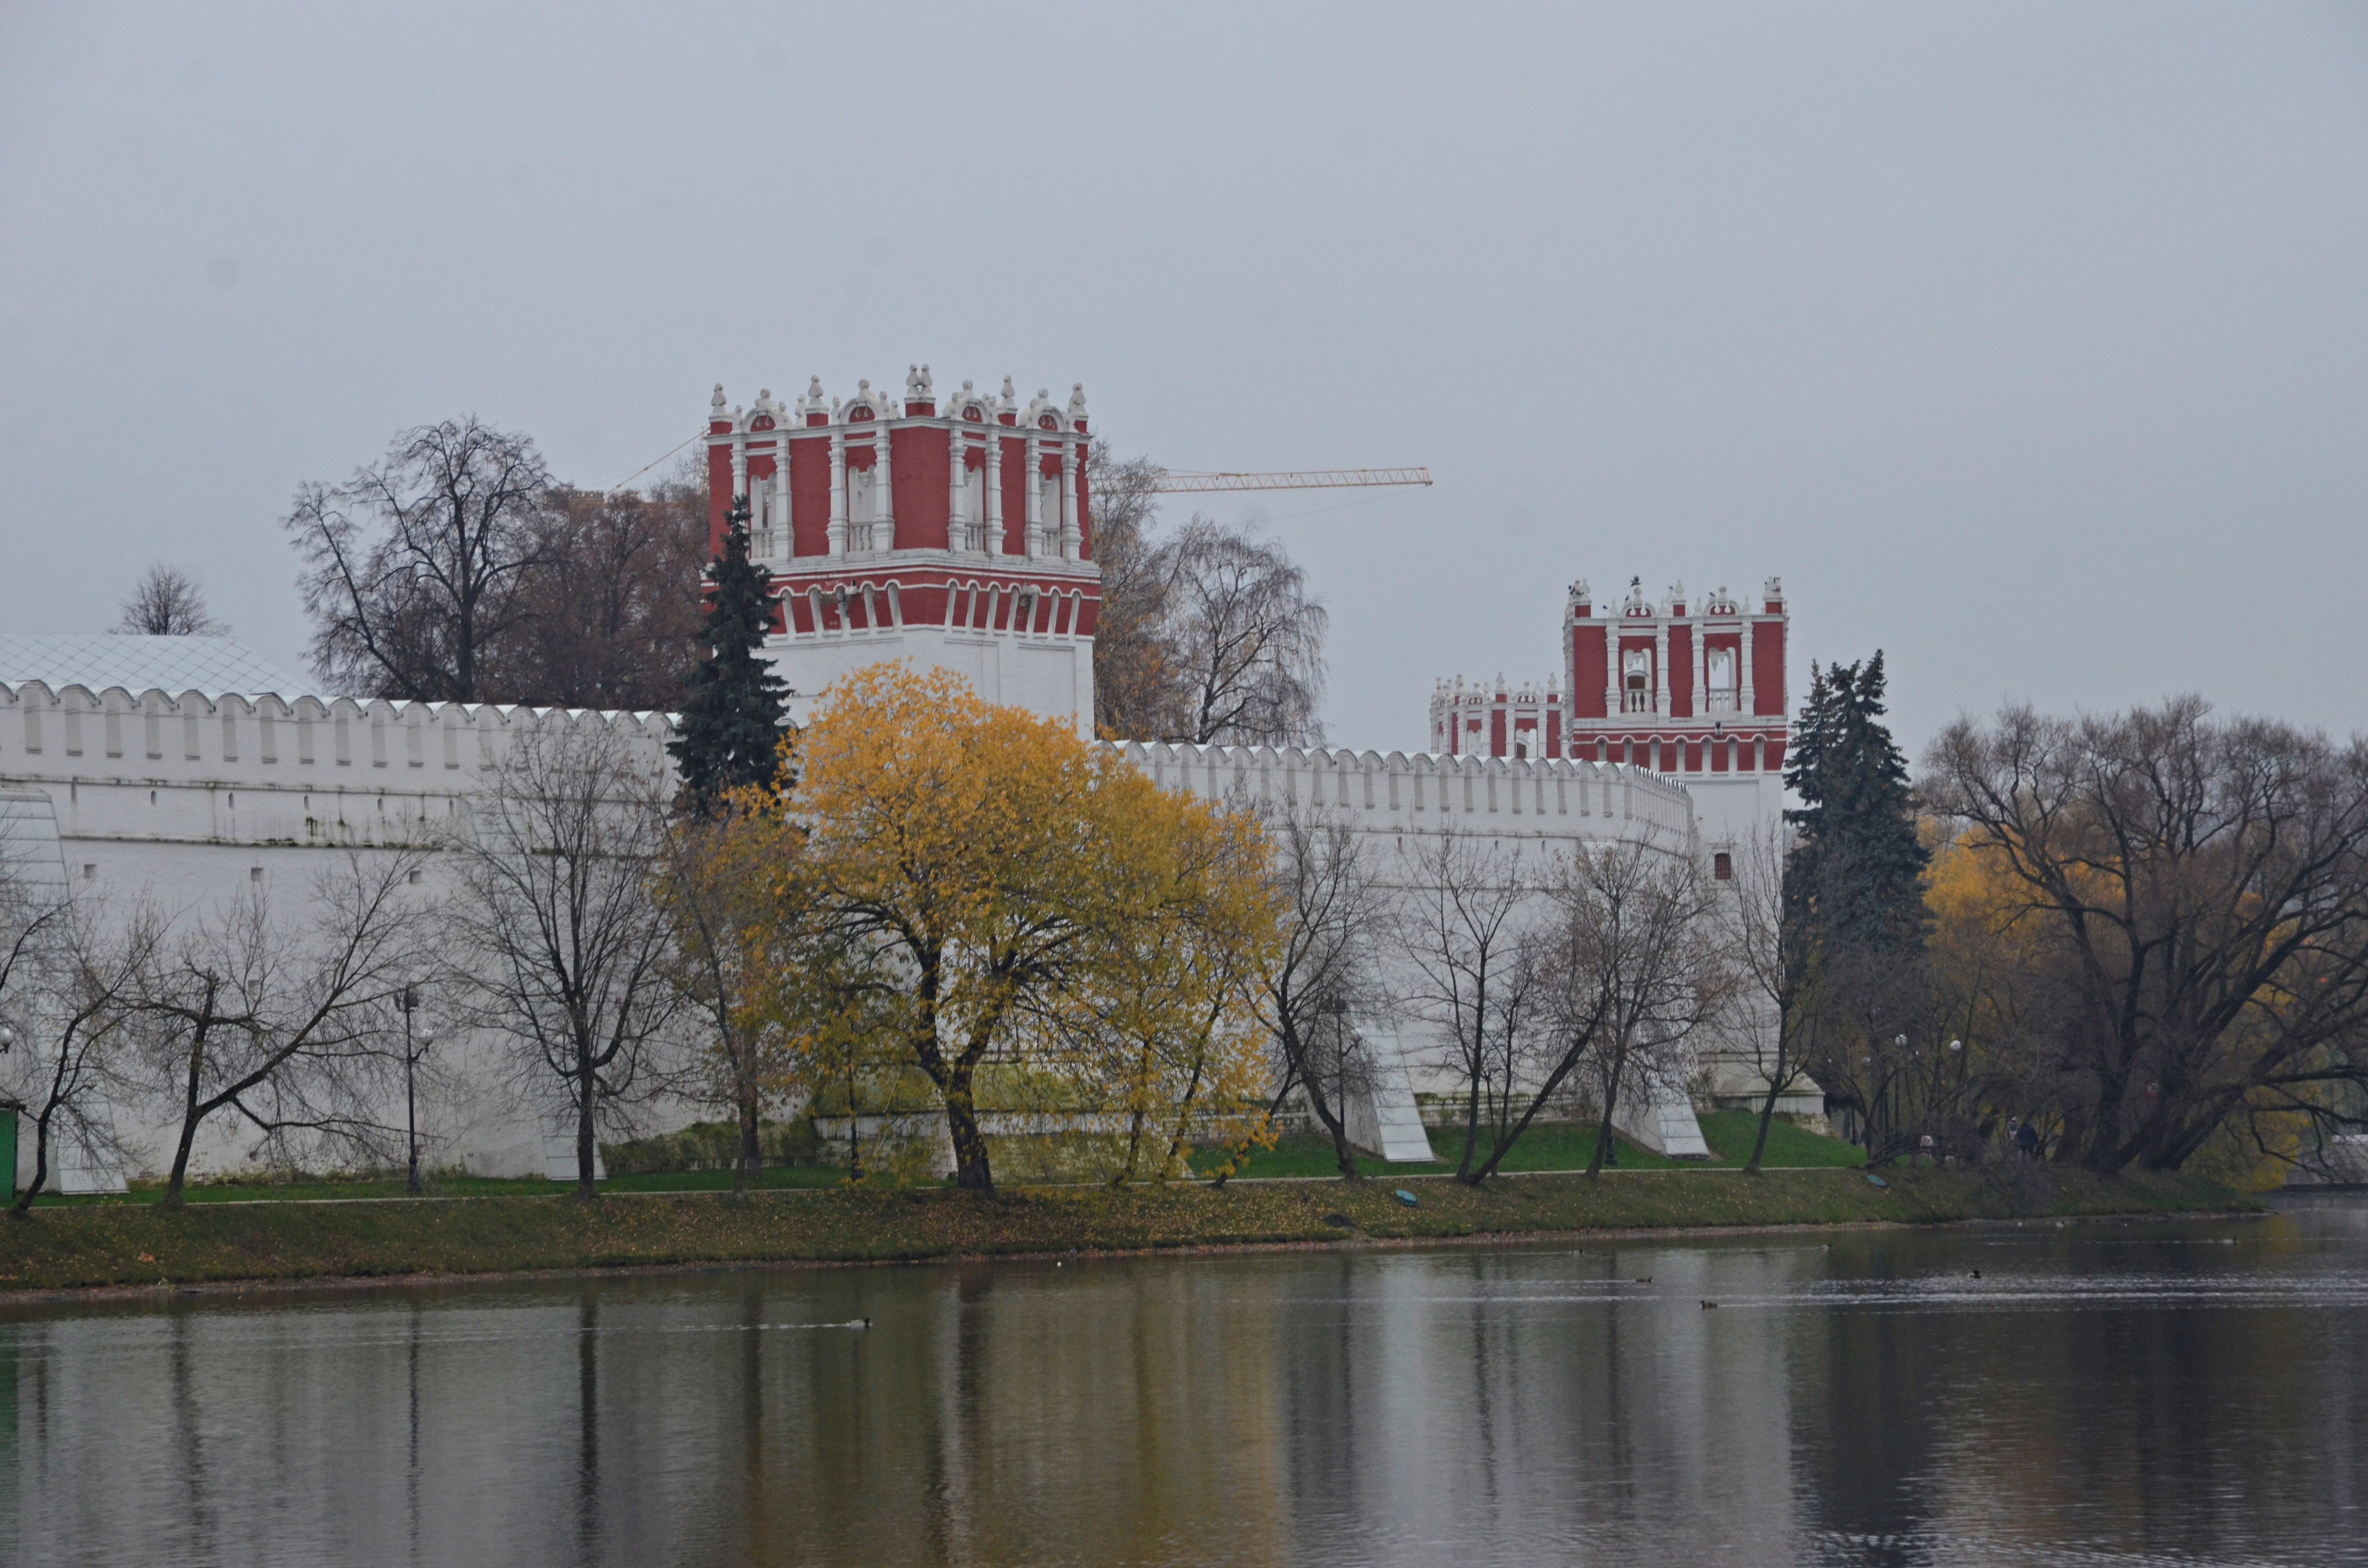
[3,1220,2368,1564]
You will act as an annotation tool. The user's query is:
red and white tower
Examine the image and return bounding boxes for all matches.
[705,366,1098,730]
[1430,574,1789,845]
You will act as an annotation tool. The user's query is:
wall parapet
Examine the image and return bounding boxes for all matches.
[0,681,674,783]
[1098,740,1695,842]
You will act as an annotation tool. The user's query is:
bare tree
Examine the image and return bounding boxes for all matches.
[1395,832,1546,1181]
[1924,697,2368,1173]
[507,482,707,711]
[114,564,227,636]
[1560,839,1730,1178]
[1256,808,1384,1179]
[449,722,681,1197]
[1085,443,1183,740]
[3,900,157,1213]
[1721,822,1825,1173]
[1,800,148,1213]
[135,850,435,1206]
[285,416,552,701]
[1156,517,1329,747]
[654,811,788,1198]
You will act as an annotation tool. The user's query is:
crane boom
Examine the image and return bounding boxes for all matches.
[1152,466,1432,494]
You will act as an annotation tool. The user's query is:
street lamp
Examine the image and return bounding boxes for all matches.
[395,987,432,1196]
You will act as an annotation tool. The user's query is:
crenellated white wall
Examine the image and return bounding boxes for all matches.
[0,678,1772,1184]
[1104,740,1695,856]
[0,680,678,1186]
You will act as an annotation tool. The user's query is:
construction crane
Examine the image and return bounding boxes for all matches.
[1151,467,1431,495]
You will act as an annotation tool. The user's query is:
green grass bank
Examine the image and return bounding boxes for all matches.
[0,1165,2245,1298]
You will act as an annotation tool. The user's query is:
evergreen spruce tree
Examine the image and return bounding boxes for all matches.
[1782,652,1928,954]
[668,495,790,810]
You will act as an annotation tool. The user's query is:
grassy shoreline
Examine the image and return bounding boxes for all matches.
[0,1165,2249,1300]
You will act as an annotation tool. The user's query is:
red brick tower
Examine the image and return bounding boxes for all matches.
[1429,574,1789,845]
[705,366,1098,729]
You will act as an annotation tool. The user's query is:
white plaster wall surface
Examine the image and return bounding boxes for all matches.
[1101,742,1720,1126]
[2,670,1772,1184]
[0,679,677,1185]
[763,624,1093,733]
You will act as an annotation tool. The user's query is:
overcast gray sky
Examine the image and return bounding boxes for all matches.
[5,2,2364,758]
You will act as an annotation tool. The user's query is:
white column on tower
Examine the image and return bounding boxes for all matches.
[873,421,894,552]
[827,428,848,556]
[1653,619,1670,718]
[1738,617,1756,759]
[729,427,748,513]
[772,439,792,561]
[1024,430,1044,558]
[1060,438,1079,560]
[949,427,968,551]
[984,432,1004,556]
[1690,614,1707,721]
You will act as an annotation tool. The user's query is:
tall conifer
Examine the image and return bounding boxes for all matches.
[668,495,789,809]
[1782,652,1928,953]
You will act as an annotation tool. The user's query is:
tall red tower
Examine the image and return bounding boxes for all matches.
[705,366,1098,730]
[1430,574,1789,845]
[1560,576,1787,776]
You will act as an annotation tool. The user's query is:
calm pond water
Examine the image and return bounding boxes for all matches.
[3,1197,2366,1567]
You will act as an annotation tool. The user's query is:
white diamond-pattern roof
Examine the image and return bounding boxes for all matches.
[0,635,318,700]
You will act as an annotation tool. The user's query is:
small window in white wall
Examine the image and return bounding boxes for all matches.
[82,863,97,881]
[250,867,264,883]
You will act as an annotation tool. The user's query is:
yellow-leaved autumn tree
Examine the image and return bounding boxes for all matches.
[753,665,1280,1191]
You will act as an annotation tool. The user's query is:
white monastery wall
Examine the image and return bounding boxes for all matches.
[1105,742,1737,1148]
[0,679,677,1187]
[1,675,1766,1185]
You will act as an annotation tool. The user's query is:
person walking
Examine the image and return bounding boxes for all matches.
[2014,1118,2041,1162]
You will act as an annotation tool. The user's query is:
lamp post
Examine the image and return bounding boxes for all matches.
[395,987,430,1196]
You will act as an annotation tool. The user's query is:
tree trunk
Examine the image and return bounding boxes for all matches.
[1456,1077,1481,1182]
[943,1068,994,1192]
[12,1106,53,1217]
[1745,1037,1788,1176]
[163,1051,208,1209]
[1299,1065,1359,1180]
[735,1077,760,1201]
[1585,1065,1622,1180]
[576,1060,599,1200]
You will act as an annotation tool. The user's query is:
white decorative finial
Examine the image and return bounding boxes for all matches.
[1569,577,1591,602]
[808,375,824,401]
[1764,574,1784,600]
[1067,382,1088,416]
[999,375,1016,404]
[711,383,727,411]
